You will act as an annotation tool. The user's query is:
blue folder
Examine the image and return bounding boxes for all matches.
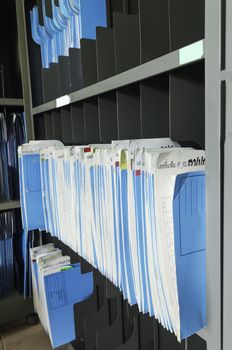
[79,0,107,39]
[20,153,45,231]
[173,171,206,339]
[30,0,107,67]
[43,263,93,348]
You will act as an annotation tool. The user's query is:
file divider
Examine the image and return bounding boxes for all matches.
[106,278,121,299]
[169,0,205,51]
[187,335,207,350]
[96,295,124,350]
[58,56,72,96]
[50,63,61,100]
[117,84,141,139]
[123,0,139,15]
[123,301,139,343]
[98,91,118,142]
[170,61,205,148]
[96,27,116,81]
[36,0,44,26]
[71,103,85,145]
[139,0,170,63]
[140,75,169,138]
[73,286,99,348]
[44,112,53,139]
[81,39,98,87]
[106,0,124,27]
[138,314,156,350]
[83,97,100,143]
[60,106,74,144]
[41,68,52,102]
[69,48,84,92]
[52,110,62,140]
[114,317,139,350]
[84,292,110,350]
[34,114,46,140]
[113,13,140,74]
[158,326,185,350]
[44,0,52,18]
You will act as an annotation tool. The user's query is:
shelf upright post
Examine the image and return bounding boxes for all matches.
[15,0,35,141]
[223,1,232,350]
[205,0,222,349]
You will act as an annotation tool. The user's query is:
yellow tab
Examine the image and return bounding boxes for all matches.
[120,150,127,170]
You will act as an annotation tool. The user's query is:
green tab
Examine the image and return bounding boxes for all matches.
[60,266,73,272]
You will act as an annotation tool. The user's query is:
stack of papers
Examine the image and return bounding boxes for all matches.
[30,243,93,348]
[30,0,107,68]
[0,210,15,298]
[19,138,206,340]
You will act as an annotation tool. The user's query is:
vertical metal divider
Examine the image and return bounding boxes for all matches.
[15,0,34,141]
[204,0,222,349]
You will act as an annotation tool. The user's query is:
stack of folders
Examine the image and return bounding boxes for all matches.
[0,112,26,201]
[30,0,107,68]
[30,243,93,348]
[0,210,15,298]
[19,138,206,341]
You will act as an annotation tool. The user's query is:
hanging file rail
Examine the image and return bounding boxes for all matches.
[18,139,206,341]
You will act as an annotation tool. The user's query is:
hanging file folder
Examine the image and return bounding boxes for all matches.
[173,171,206,339]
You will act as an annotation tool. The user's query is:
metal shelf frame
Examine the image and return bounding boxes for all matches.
[0,98,24,106]
[0,201,20,211]
[32,40,204,116]
[15,0,228,349]
[0,0,35,329]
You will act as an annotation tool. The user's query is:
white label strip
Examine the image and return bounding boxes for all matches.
[179,40,204,65]
[56,95,71,108]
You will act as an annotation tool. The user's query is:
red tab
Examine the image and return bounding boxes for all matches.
[84,147,91,153]
[115,161,119,167]
[136,170,141,176]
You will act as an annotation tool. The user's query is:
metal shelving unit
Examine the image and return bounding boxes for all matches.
[13,0,228,349]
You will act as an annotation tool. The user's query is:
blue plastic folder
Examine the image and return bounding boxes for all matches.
[44,263,93,348]
[30,0,107,67]
[20,153,45,231]
[79,0,107,39]
[173,171,206,339]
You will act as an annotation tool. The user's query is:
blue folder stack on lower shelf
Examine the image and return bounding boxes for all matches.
[30,243,93,348]
[18,138,206,344]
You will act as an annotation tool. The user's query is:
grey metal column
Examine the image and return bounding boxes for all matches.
[15,0,35,140]
[223,1,232,350]
[205,0,222,349]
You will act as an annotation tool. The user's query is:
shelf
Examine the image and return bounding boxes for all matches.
[0,200,21,211]
[0,291,34,326]
[33,40,204,116]
[0,98,24,107]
